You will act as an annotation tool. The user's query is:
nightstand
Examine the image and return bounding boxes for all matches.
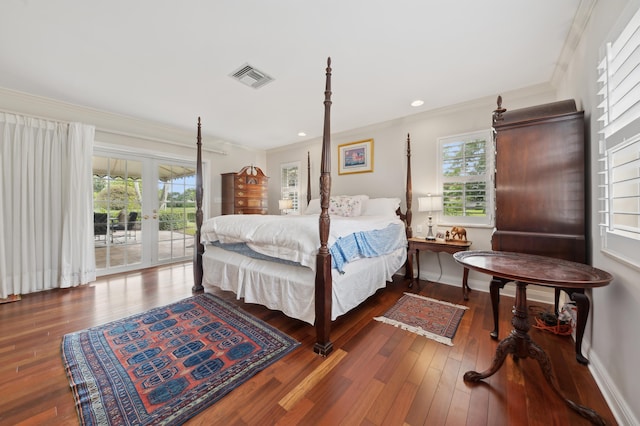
[407,237,472,299]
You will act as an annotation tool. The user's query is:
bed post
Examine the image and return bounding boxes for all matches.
[314,57,333,356]
[403,134,413,280]
[193,117,204,293]
[397,134,413,237]
[405,133,413,239]
[307,151,312,206]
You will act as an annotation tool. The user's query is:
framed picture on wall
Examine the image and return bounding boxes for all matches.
[338,139,374,175]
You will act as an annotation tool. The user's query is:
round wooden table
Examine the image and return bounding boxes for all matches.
[453,250,613,426]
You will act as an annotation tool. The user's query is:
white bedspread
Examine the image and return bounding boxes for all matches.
[202,245,406,324]
[201,214,405,271]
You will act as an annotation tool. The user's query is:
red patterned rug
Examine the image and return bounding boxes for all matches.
[374,292,468,346]
[61,293,299,425]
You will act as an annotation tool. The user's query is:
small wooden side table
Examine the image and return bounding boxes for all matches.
[407,237,472,299]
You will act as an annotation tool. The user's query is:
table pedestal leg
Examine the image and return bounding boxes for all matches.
[490,277,508,339]
[464,282,606,426]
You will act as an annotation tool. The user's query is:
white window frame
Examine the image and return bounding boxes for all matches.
[280,161,301,214]
[597,4,640,268]
[437,129,494,227]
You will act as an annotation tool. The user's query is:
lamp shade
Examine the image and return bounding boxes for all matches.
[418,194,443,212]
[278,199,293,210]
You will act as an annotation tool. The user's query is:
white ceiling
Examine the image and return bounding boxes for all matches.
[0,1,586,150]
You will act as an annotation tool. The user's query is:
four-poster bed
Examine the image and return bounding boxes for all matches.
[192,58,413,355]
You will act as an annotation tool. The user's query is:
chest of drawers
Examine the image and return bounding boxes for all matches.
[221,166,269,214]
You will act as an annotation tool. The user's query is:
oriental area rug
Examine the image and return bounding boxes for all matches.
[374,293,469,346]
[61,293,299,426]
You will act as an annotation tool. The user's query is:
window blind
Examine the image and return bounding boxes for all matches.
[598,6,640,263]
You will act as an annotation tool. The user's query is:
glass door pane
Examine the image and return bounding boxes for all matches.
[156,163,197,263]
[93,156,143,271]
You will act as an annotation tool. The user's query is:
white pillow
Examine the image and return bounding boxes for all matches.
[362,197,401,216]
[329,195,364,217]
[305,195,370,216]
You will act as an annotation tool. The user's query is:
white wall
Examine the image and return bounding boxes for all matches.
[267,84,558,300]
[555,0,640,424]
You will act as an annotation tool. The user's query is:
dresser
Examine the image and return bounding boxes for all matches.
[490,97,592,364]
[221,166,269,215]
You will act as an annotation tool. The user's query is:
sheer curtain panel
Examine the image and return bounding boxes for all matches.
[0,113,96,298]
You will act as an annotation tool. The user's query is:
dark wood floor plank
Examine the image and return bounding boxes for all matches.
[405,366,442,425]
[381,380,419,425]
[424,356,463,425]
[447,388,472,426]
[339,378,385,425]
[366,338,420,424]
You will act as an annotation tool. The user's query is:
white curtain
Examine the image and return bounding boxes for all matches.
[0,113,96,298]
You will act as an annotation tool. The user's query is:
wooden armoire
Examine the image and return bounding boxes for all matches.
[490,96,592,364]
[491,97,587,262]
[221,166,269,215]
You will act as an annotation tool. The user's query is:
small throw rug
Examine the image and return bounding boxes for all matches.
[62,293,299,426]
[374,292,469,346]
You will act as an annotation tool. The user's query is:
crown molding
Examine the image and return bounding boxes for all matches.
[551,0,598,87]
[0,86,233,154]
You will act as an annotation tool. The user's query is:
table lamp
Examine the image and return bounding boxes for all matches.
[418,194,443,240]
[278,199,293,215]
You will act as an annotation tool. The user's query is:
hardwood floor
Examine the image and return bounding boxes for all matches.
[0,263,616,425]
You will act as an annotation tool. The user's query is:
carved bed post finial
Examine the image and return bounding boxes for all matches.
[319,56,332,254]
[314,56,334,356]
[193,117,204,292]
[493,95,507,124]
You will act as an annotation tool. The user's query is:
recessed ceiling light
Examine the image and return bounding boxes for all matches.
[298,132,307,137]
[411,100,424,107]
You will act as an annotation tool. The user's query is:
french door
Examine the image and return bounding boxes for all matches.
[93,148,197,275]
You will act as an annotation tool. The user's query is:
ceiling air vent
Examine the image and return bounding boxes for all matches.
[229,63,274,89]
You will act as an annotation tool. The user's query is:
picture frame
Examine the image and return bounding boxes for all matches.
[338,139,374,175]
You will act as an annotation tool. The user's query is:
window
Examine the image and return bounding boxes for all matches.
[280,161,300,214]
[438,130,493,226]
[597,5,640,266]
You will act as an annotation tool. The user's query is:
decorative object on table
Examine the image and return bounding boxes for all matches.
[374,292,468,346]
[61,293,299,426]
[449,226,467,241]
[278,198,293,215]
[418,194,443,240]
[338,138,374,175]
